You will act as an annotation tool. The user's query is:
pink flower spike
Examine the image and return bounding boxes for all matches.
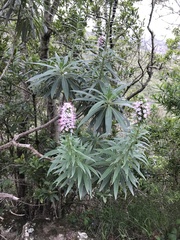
[58,102,76,133]
[98,35,105,48]
[133,99,151,123]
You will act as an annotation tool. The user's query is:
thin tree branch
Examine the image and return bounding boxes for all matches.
[50,0,60,21]
[9,210,25,216]
[147,0,156,75]
[109,0,118,49]
[0,47,15,81]
[0,192,19,201]
[0,115,59,159]
[14,115,59,141]
[13,141,45,158]
[126,0,156,100]
[123,59,146,97]
[0,234,7,240]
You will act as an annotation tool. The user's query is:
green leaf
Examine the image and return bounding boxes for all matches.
[128,171,138,187]
[55,52,61,64]
[114,100,133,108]
[99,174,111,191]
[112,108,129,130]
[74,148,95,162]
[60,179,69,188]
[79,183,86,199]
[44,149,59,157]
[105,106,112,134]
[28,69,57,82]
[77,169,83,188]
[94,110,105,131]
[79,101,104,127]
[51,78,60,98]
[83,174,92,196]
[77,161,86,173]
[53,163,67,174]
[132,163,145,178]
[54,173,67,186]
[122,162,129,176]
[126,179,134,195]
[74,90,96,100]
[65,181,74,196]
[112,165,121,184]
[71,166,76,178]
[83,164,92,178]
[62,76,69,100]
[98,165,114,183]
[29,62,55,68]
[88,165,100,177]
[113,178,120,200]
[64,55,69,65]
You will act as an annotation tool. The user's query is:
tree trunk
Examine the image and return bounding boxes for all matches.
[40,0,60,140]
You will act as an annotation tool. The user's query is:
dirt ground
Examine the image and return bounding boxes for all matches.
[0,213,93,240]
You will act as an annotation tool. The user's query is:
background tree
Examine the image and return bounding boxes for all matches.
[0,0,179,239]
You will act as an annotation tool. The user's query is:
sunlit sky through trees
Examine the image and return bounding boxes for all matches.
[136,0,180,40]
[86,0,179,42]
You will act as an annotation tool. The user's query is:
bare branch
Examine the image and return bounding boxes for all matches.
[147,0,156,73]
[0,192,19,201]
[126,78,151,100]
[50,0,60,21]
[0,47,15,81]
[109,0,118,49]
[0,115,59,159]
[123,51,147,97]
[9,210,25,216]
[0,234,7,240]
[126,0,156,100]
[13,141,45,158]
[13,115,59,141]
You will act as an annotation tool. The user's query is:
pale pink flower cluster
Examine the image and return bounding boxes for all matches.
[98,35,105,48]
[58,102,76,133]
[133,100,150,122]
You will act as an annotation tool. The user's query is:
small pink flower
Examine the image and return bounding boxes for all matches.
[58,102,76,133]
[98,35,105,48]
[133,100,151,123]
[144,114,147,118]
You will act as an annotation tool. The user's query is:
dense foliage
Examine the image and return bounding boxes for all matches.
[0,0,179,239]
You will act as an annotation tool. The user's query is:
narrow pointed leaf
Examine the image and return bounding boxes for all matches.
[112,165,121,184]
[54,173,67,185]
[65,181,74,196]
[94,110,105,131]
[64,55,69,65]
[77,169,83,188]
[51,78,61,98]
[62,76,69,100]
[79,101,104,127]
[113,178,119,200]
[105,106,112,134]
[112,108,129,130]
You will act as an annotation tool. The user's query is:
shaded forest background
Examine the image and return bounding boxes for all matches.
[0,0,179,239]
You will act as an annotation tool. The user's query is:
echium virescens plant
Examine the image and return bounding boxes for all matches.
[46,102,100,199]
[45,92,149,199]
[28,21,149,199]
